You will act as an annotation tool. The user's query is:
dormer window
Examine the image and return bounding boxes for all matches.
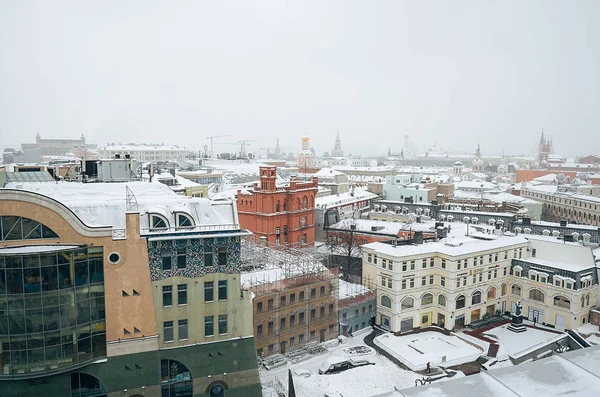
[150,214,169,230]
[176,213,194,229]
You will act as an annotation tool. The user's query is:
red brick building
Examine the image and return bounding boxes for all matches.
[237,166,318,246]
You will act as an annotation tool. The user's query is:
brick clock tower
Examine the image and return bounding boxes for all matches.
[237,166,318,247]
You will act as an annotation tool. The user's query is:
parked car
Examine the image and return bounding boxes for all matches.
[318,358,375,374]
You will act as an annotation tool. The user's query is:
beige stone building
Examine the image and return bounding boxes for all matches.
[362,221,598,333]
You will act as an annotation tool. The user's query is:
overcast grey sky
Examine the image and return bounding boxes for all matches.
[1,0,599,157]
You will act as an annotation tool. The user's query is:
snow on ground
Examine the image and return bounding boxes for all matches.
[260,332,420,397]
[374,331,482,370]
[483,324,563,358]
[575,323,600,335]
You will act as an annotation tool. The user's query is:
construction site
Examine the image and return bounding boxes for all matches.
[240,237,339,360]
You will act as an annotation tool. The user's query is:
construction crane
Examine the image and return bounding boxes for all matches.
[237,139,259,158]
[206,135,232,159]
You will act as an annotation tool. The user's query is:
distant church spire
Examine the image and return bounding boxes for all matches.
[332,130,344,157]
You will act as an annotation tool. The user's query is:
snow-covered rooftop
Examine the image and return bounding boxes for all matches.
[316,189,378,208]
[338,279,372,300]
[3,181,237,230]
[99,144,192,151]
[0,245,80,254]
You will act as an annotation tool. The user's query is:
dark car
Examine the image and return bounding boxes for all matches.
[318,358,375,374]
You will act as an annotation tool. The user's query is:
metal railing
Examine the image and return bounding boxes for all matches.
[112,229,126,240]
[140,224,239,235]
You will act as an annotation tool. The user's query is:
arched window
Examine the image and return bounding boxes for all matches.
[553,296,570,309]
[302,196,308,209]
[70,372,107,397]
[381,295,392,308]
[472,291,482,305]
[1,215,59,241]
[283,200,287,211]
[438,294,446,307]
[421,293,433,306]
[276,201,281,212]
[511,284,522,296]
[401,297,414,309]
[586,294,590,306]
[501,283,508,296]
[150,214,169,230]
[581,295,586,308]
[161,359,193,397]
[296,198,301,210]
[529,289,545,303]
[487,287,496,300]
[176,213,194,228]
[456,295,466,309]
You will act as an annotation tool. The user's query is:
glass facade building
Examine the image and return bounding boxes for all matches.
[0,245,106,378]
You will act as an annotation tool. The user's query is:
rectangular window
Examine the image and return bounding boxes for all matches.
[503,267,507,276]
[430,258,434,267]
[401,280,406,289]
[381,276,386,287]
[441,259,446,269]
[320,306,325,318]
[368,254,372,263]
[280,296,286,307]
[429,275,434,285]
[218,280,227,300]
[218,314,228,334]
[178,319,188,340]
[162,253,172,270]
[310,309,316,321]
[257,324,263,338]
[311,288,316,299]
[310,330,316,340]
[280,317,286,331]
[205,316,214,336]
[422,259,427,269]
[204,282,214,302]
[290,314,296,327]
[290,294,296,304]
[479,256,484,265]
[409,278,414,288]
[441,277,445,287]
[329,324,335,334]
[299,291,305,301]
[457,260,461,270]
[382,259,387,269]
[355,309,359,317]
[299,311,305,324]
[329,303,334,315]
[290,337,295,346]
[299,333,304,343]
[457,278,461,287]
[276,226,280,245]
[218,247,227,266]
[388,261,393,271]
[177,250,187,269]
[402,262,407,271]
[320,286,326,296]
[268,344,274,354]
[488,254,493,263]
[204,250,213,267]
[178,284,187,305]
[342,312,348,321]
[268,320,274,334]
[163,321,174,342]
[373,255,378,264]
[268,298,274,309]
[362,306,366,315]
[421,277,426,286]
[479,273,483,282]
[257,301,263,313]
[388,278,393,288]
[162,286,173,306]
[410,260,415,270]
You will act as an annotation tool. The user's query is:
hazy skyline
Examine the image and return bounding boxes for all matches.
[1,1,599,157]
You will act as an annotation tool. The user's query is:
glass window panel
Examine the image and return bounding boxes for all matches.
[6,268,23,294]
[24,293,42,309]
[24,267,41,293]
[2,216,22,240]
[40,253,57,267]
[42,266,58,291]
[26,308,44,333]
[44,306,59,331]
[27,332,45,349]
[22,254,40,268]
[42,224,59,239]
[5,256,22,268]
[45,345,62,370]
[11,350,28,372]
[89,258,103,283]
[62,341,74,364]
[9,336,27,350]
[0,268,6,294]
[76,299,91,325]
[22,218,42,240]
[0,312,9,335]
[60,303,75,328]
[60,292,74,305]
[77,336,92,362]
[28,348,46,372]
[74,260,89,286]
[9,309,25,334]
[90,297,105,322]
[58,264,72,289]
[57,252,71,265]
[92,333,106,357]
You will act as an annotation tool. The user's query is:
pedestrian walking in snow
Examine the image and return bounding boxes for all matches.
[426,362,431,373]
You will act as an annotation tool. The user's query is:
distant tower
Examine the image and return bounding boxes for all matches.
[453,161,463,176]
[298,135,315,168]
[472,144,485,172]
[274,137,282,159]
[331,131,344,157]
[538,130,552,165]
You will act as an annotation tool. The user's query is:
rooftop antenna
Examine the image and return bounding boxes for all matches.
[126,186,138,212]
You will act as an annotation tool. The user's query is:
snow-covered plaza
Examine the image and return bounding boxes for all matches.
[374,331,484,371]
[483,323,565,358]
